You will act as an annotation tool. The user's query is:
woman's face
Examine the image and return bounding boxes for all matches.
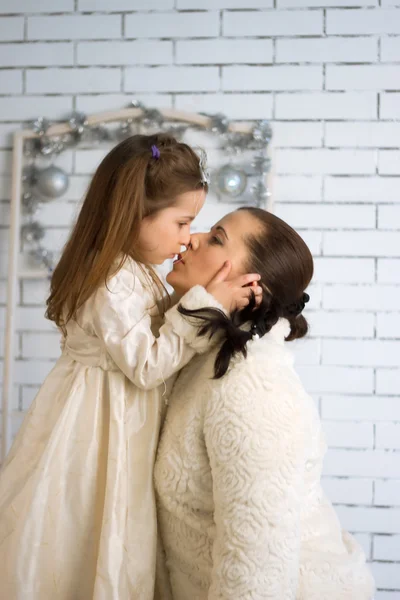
[166,209,259,295]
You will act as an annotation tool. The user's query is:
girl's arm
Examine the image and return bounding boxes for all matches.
[204,369,306,600]
[90,269,224,390]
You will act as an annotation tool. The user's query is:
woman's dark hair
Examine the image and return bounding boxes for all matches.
[178,207,314,379]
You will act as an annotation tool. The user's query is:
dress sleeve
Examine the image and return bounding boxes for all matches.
[90,269,224,390]
[204,367,306,600]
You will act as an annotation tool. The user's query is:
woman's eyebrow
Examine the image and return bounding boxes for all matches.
[215,225,229,240]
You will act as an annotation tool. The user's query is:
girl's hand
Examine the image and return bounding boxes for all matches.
[206,261,262,313]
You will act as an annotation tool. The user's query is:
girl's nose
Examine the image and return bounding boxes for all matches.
[189,233,200,251]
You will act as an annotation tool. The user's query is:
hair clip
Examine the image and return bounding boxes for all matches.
[197,148,210,186]
[151,144,160,160]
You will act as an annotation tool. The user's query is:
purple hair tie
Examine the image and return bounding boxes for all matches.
[151,144,160,159]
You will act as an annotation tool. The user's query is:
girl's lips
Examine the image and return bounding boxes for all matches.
[173,253,185,265]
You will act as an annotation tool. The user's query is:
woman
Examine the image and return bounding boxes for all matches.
[154,207,375,600]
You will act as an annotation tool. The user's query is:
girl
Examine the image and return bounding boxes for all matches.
[155,207,375,600]
[0,134,261,600]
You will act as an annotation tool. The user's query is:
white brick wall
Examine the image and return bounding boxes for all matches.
[0,1,399,594]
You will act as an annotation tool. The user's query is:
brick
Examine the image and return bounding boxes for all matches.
[79,0,173,7]
[336,506,400,535]
[323,231,400,257]
[375,481,400,506]
[0,17,24,41]
[375,592,400,600]
[275,92,377,119]
[323,420,374,448]
[376,369,400,395]
[179,0,273,6]
[375,593,400,600]
[0,96,73,121]
[374,534,400,560]
[74,149,109,174]
[321,395,400,421]
[322,477,373,505]
[291,338,321,365]
[308,310,375,338]
[325,176,400,203]
[327,8,400,34]
[325,121,400,148]
[324,450,400,479]
[22,333,61,359]
[76,94,173,114]
[381,93,400,119]
[22,280,51,306]
[370,561,400,590]
[297,231,323,256]
[28,15,121,40]
[124,67,219,92]
[0,0,73,11]
[324,284,400,310]
[381,35,400,61]
[376,423,400,450]
[313,258,375,284]
[327,64,400,91]
[377,313,400,339]
[78,40,172,65]
[175,93,273,120]
[322,339,400,367]
[14,360,55,385]
[125,12,219,38]
[275,203,375,229]
[275,149,375,175]
[222,66,322,91]
[277,36,377,63]
[26,68,121,94]
[0,71,22,95]
[0,43,73,67]
[280,0,376,5]
[379,151,400,175]
[377,259,400,283]
[16,307,55,332]
[223,9,322,36]
[0,150,12,175]
[0,125,15,149]
[297,365,373,393]
[273,176,322,202]
[176,39,273,65]
[272,122,323,147]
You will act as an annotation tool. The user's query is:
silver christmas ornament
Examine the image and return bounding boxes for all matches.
[31,117,50,136]
[22,222,45,243]
[252,155,271,174]
[216,164,247,198]
[251,180,270,206]
[35,165,69,199]
[68,112,88,135]
[209,113,229,134]
[252,120,273,146]
[22,192,42,215]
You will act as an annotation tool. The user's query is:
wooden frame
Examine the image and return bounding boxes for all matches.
[1,106,274,462]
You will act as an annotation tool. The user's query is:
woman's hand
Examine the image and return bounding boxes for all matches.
[206,261,262,312]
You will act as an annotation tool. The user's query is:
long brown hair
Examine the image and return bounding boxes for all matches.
[178,207,314,378]
[46,133,206,332]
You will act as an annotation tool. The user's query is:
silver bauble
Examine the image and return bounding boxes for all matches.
[35,165,69,199]
[216,164,247,198]
[252,120,273,146]
[22,222,45,243]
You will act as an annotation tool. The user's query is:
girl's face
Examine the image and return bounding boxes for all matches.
[138,188,206,265]
[166,209,260,296]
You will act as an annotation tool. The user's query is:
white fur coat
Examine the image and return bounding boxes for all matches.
[155,319,375,600]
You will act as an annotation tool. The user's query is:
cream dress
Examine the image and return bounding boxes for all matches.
[0,257,222,600]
